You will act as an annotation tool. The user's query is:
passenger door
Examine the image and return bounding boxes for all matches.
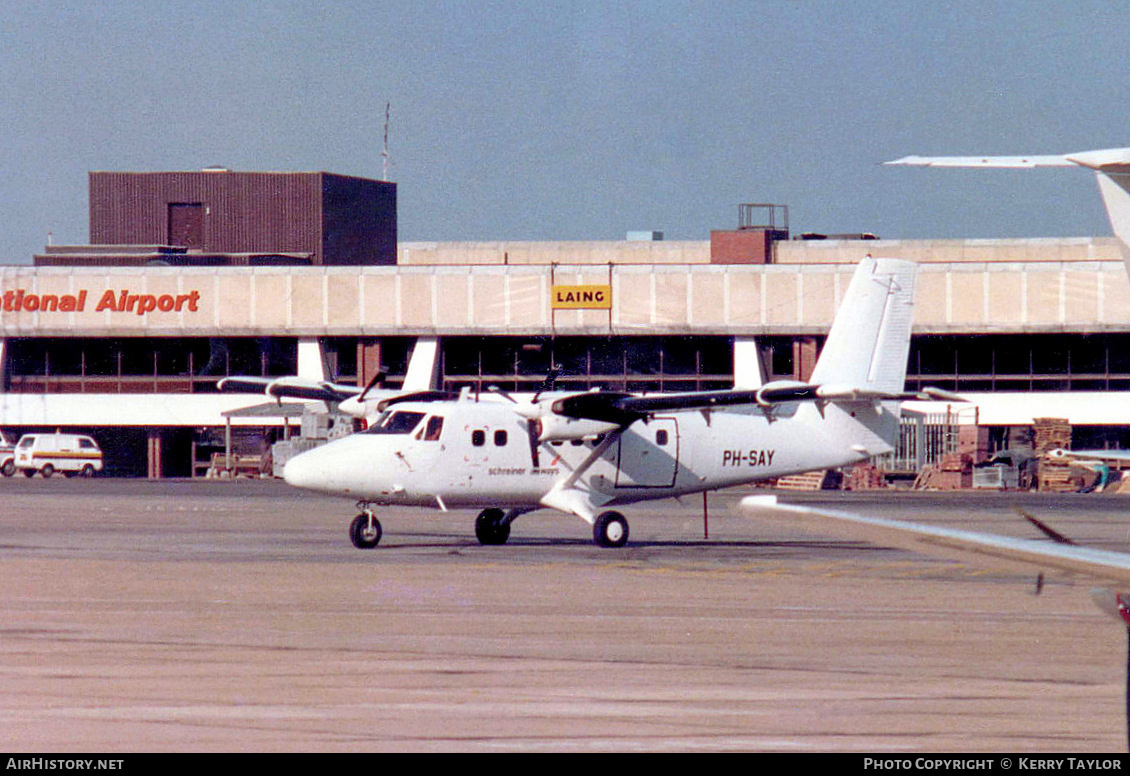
[614,417,678,488]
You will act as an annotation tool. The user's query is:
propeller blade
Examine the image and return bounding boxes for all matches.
[357,369,386,403]
[526,419,542,468]
[534,366,561,401]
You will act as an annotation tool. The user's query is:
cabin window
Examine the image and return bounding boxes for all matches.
[656,429,668,446]
[423,416,444,441]
[472,430,486,447]
[494,429,508,446]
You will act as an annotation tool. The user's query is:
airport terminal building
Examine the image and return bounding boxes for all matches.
[2,170,1129,476]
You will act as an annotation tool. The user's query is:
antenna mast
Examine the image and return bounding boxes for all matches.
[381,103,390,181]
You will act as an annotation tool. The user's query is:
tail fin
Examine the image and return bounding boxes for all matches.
[808,257,917,394]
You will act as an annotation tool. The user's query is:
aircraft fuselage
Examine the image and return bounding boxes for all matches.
[282,398,895,512]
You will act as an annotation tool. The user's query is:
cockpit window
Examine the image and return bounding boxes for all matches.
[364,410,427,435]
[423,415,444,441]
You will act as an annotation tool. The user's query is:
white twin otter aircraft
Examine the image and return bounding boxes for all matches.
[273,257,956,549]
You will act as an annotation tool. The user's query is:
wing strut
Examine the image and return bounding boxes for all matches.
[538,429,624,522]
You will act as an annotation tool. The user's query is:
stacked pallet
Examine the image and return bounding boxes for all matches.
[774,470,829,491]
[1033,418,1074,492]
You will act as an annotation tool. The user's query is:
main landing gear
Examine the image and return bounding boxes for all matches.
[475,507,629,548]
[349,504,382,549]
[593,511,629,548]
[474,508,511,545]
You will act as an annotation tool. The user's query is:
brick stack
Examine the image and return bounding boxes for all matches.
[912,453,972,490]
[843,463,887,490]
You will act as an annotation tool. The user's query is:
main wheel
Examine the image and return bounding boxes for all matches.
[475,508,511,545]
[593,511,629,548]
[349,513,382,549]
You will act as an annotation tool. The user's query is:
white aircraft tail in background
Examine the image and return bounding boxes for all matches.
[887,148,1130,270]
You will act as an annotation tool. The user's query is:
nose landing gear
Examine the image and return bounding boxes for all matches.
[349,504,382,549]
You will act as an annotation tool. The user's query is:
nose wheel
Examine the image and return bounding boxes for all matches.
[349,510,382,549]
[593,511,629,548]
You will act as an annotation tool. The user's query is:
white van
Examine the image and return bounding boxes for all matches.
[0,431,15,477]
[15,433,104,478]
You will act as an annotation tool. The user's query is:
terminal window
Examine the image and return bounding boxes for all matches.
[4,337,298,393]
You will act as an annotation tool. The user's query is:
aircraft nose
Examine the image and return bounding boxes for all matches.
[283,449,324,490]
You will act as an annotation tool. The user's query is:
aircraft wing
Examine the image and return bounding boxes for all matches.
[1047,448,1130,464]
[548,384,964,423]
[739,495,1130,589]
[217,376,362,403]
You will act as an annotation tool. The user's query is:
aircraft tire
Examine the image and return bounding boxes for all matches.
[475,508,510,545]
[349,513,382,549]
[593,511,629,548]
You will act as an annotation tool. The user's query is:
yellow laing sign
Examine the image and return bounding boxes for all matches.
[551,284,612,310]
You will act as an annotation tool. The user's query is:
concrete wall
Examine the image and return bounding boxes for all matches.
[397,236,1123,267]
[2,260,1129,337]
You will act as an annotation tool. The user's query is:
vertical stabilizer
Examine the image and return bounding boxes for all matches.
[732,337,765,389]
[296,338,328,382]
[808,258,918,394]
[403,337,441,391]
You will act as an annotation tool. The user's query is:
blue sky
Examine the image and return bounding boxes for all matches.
[2,0,1128,261]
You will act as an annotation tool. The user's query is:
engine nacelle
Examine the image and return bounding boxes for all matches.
[538,414,621,442]
[337,395,371,419]
[755,380,817,406]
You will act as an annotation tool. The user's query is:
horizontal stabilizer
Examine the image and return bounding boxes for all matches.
[886,148,1130,172]
[885,154,1076,169]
